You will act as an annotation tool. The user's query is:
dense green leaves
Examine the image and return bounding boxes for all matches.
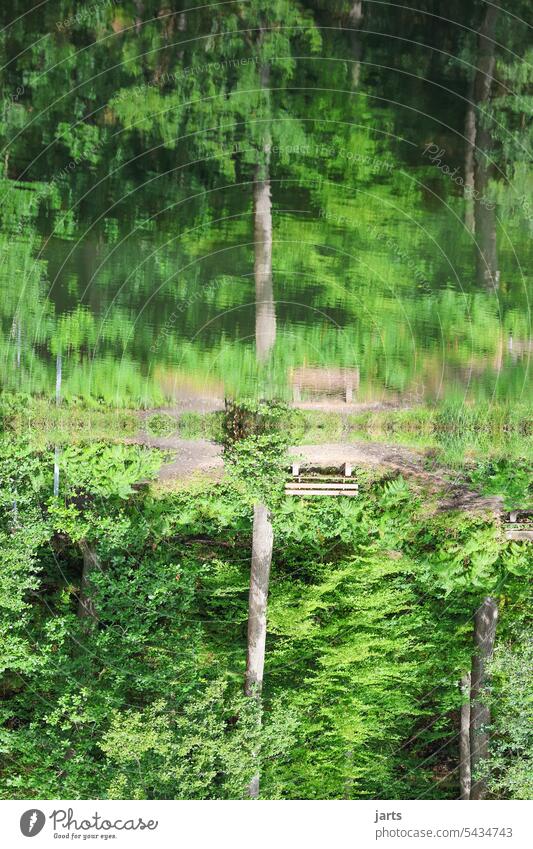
[2,425,528,799]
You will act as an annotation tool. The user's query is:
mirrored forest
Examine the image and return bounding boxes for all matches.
[0,1,531,801]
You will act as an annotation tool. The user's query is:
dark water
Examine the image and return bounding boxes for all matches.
[1,50,531,408]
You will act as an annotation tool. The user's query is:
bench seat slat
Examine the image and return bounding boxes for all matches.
[286,482,359,491]
[285,488,359,497]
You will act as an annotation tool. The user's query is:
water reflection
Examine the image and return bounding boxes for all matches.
[254,169,276,363]
[1,89,530,409]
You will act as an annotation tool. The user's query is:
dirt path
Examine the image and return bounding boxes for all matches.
[128,431,503,515]
[125,434,223,481]
[140,398,410,417]
[291,400,412,413]
[292,442,503,514]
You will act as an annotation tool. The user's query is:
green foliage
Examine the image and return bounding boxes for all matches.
[145,413,178,438]
[223,398,295,445]
[0,430,529,800]
[0,0,531,805]
[487,631,533,799]
[58,443,162,500]
[468,459,532,510]
[223,400,292,505]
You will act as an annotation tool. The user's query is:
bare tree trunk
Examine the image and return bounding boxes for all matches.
[474,199,499,289]
[133,0,144,33]
[245,502,274,798]
[459,672,472,799]
[254,171,276,363]
[16,317,21,368]
[55,351,62,405]
[348,1,363,87]
[53,350,62,498]
[470,597,498,800]
[464,74,476,232]
[254,62,276,363]
[78,539,101,624]
[473,2,500,289]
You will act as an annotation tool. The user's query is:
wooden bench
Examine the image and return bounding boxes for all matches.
[291,366,360,404]
[504,510,533,542]
[285,462,359,497]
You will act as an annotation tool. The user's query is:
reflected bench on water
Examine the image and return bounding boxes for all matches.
[290,366,360,404]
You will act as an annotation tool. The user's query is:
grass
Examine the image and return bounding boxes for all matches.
[1,395,138,448]
[3,394,531,506]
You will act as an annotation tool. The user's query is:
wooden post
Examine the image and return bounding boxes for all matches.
[459,672,471,799]
[470,597,498,799]
[245,502,274,798]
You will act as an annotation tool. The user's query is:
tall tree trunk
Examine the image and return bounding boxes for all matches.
[459,672,472,799]
[348,1,363,87]
[245,502,274,798]
[153,4,176,83]
[55,351,62,405]
[474,199,499,289]
[133,0,144,33]
[470,597,498,800]
[78,539,101,625]
[254,62,276,364]
[473,2,500,289]
[254,170,276,363]
[14,317,22,368]
[464,74,476,232]
[54,351,62,497]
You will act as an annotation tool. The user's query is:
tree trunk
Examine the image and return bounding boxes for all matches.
[459,672,471,799]
[348,1,363,87]
[470,596,498,800]
[464,74,476,232]
[254,169,276,363]
[134,0,144,33]
[474,199,499,289]
[473,2,500,289]
[15,317,21,368]
[245,502,274,798]
[78,539,101,624]
[254,62,276,363]
[55,351,62,405]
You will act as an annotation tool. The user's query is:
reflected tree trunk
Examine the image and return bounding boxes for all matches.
[9,316,22,371]
[473,1,500,289]
[464,74,476,232]
[54,352,62,497]
[474,199,499,289]
[78,539,101,625]
[348,1,363,87]
[254,169,276,363]
[55,351,62,405]
[470,597,498,800]
[459,672,471,799]
[245,502,274,799]
[133,0,144,33]
[254,62,276,363]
